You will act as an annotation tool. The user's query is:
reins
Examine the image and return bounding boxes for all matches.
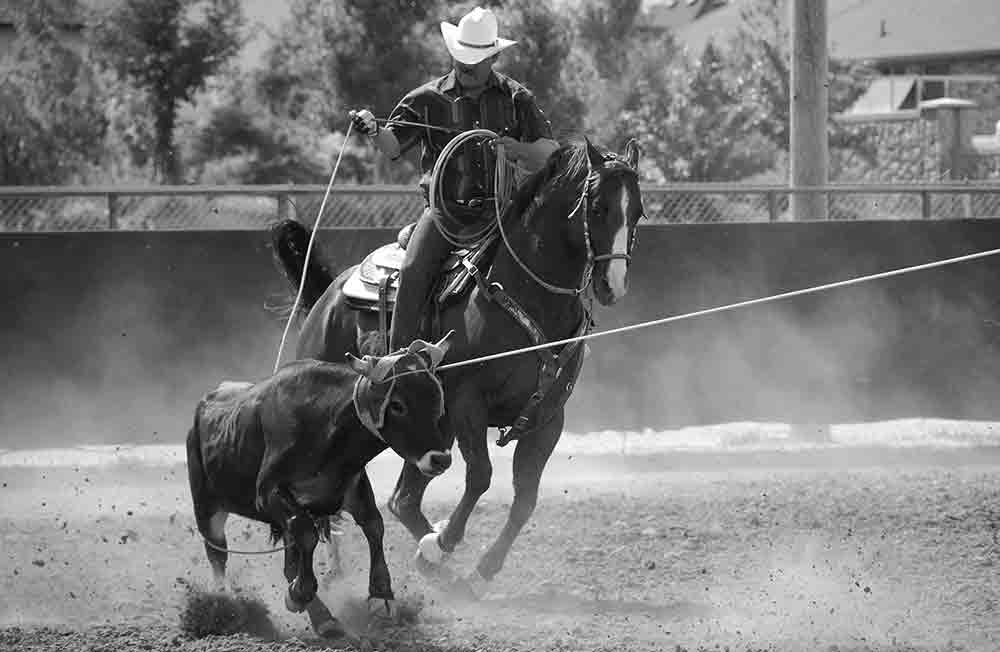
[495,145,595,296]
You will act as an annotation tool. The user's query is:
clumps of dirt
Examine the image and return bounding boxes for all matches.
[179,589,278,641]
[331,594,426,640]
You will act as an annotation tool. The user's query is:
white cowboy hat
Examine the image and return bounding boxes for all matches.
[440,7,517,65]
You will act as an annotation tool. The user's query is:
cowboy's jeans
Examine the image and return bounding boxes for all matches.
[388,207,453,351]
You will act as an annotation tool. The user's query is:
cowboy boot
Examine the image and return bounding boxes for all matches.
[388,209,452,352]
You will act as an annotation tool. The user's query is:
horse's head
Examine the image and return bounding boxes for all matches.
[347,333,453,477]
[577,137,644,306]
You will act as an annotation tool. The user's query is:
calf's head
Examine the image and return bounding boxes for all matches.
[348,333,453,477]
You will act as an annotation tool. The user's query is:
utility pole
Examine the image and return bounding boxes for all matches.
[789,0,829,220]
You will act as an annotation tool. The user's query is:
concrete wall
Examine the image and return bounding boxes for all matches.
[2,223,1000,449]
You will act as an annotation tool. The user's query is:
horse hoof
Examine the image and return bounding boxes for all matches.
[417,531,448,565]
[285,593,308,613]
[367,597,398,624]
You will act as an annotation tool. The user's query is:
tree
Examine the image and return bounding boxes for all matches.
[477,0,587,139]
[727,0,875,175]
[257,0,446,183]
[619,40,776,183]
[90,0,244,183]
[0,0,106,185]
[575,0,643,81]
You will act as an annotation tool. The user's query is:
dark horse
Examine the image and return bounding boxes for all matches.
[271,137,644,596]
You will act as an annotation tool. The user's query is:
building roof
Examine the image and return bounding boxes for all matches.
[659,0,1000,63]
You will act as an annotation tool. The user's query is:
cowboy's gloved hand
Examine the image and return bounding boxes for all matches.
[349,109,379,137]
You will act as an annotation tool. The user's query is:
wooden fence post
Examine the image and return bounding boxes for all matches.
[107,193,119,230]
[789,0,829,220]
[767,190,779,222]
[276,193,294,221]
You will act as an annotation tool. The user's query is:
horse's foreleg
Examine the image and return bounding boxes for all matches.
[474,412,564,586]
[387,462,435,540]
[437,414,491,554]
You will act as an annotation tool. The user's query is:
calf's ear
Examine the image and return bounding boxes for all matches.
[346,352,373,376]
[429,330,455,366]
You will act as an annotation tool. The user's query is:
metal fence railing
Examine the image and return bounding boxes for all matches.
[2,183,1000,231]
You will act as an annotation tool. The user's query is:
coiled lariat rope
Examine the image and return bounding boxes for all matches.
[428,128,518,248]
[430,128,593,295]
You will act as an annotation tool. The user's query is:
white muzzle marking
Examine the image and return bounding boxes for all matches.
[416,449,450,476]
[606,187,630,299]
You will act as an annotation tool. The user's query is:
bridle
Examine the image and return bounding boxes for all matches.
[496,151,642,297]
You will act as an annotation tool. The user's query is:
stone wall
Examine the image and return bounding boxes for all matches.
[835,118,938,183]
[948,57,1000,135]
[837,57,1000,183]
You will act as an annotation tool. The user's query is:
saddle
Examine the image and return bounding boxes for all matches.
[342,223,500,313]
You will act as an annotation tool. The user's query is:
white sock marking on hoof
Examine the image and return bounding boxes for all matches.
[417,531,447,565]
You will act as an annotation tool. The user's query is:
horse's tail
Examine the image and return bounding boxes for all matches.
[270,218,336,317]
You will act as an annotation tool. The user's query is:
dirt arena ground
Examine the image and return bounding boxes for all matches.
[2,431,999,652]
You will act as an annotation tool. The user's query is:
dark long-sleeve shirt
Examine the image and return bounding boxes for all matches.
[385,70,553,217]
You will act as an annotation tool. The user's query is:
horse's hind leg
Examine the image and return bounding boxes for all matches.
[473,412,564,590]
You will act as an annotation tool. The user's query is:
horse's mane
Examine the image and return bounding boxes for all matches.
[505,140,609,226]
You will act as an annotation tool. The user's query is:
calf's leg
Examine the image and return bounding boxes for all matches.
[187,426,228,589]
[345,471,396,620]
[266,486,359,643]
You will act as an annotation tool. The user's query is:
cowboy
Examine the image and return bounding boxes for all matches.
[350,6,560,352]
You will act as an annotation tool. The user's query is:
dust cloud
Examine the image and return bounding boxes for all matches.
[1,233,294,451]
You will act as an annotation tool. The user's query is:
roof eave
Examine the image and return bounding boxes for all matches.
[836,49,1000,66]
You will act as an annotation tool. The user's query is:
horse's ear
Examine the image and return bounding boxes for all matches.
[584,136,604,168]
[623,138,641,170]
